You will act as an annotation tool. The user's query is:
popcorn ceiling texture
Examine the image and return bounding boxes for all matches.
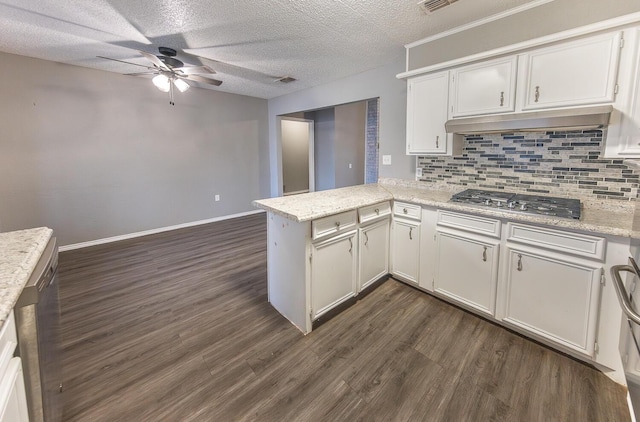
[417,130,640,200]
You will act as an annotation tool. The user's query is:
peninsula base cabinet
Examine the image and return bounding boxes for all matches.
[499,247,602,356]
[358,218,390,292]
[310,231,357,320]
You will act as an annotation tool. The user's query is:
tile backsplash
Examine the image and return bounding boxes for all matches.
[417,130,639,200]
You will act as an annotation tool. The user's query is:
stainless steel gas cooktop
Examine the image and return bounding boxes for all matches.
[450,189,581,220]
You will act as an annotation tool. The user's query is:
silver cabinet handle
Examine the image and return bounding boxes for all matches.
[534,86,540,103]
[403,208,408,214]
[364,232,369,246]
[499,91,504,106]
[409,227,413,240]
[517,254,523,271]
[436,135,439,149]
[482,246,487,262]
[348,237,353,253]
[335,221,340,228]
[374,208,380,215]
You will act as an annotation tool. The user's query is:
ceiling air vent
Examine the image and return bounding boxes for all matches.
[418,0,458,14]
[276,76,296,83]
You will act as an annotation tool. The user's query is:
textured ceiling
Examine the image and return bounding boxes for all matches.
[0,0,544,99]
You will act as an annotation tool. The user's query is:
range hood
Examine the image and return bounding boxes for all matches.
[445,105,613,135]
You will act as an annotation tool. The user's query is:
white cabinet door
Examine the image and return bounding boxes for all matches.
[522,31,621,110]
[406,71,451,155]
[310,230,357,319]
[0,358,29,422]
[501,248,601,356]
[450,56,517,117]
[435,231,499,316]
[358,219,390,292]
[391,219,420,284]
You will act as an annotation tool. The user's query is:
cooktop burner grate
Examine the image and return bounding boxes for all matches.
[450,189,581,220]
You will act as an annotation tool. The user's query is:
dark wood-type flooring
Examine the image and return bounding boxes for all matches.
[58,213,630,421]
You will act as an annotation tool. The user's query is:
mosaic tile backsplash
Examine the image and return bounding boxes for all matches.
[417,130,640,201]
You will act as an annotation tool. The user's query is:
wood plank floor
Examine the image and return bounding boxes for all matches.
[58,213,630,421]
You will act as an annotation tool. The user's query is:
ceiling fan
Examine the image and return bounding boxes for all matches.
[98,47,223,105]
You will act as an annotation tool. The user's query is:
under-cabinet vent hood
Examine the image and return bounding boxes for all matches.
[445,105,613,135]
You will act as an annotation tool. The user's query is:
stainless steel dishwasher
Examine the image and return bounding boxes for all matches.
[14,237,62,422]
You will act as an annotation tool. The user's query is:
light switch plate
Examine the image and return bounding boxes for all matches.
[382,155,392,165]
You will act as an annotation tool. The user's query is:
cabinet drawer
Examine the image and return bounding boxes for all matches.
[312,210,357,240]
[437,210,501,238]
[393,202,421,221]
[359,202,391,224]
[506,223,605,260]
[0,312,17,378]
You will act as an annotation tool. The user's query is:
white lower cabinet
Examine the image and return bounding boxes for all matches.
[499,247,602,356]
[310,230,357,319]
[391,219,421,284]
[435,230,499,316]
[358,218,390,292]
[0,313,28,422]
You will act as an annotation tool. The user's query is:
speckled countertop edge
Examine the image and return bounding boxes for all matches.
[253,181,635,238]
[0,227,53,326]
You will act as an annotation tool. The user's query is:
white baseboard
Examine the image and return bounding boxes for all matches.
[59,209,266,252]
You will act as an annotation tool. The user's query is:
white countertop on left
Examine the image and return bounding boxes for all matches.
[0,227,53,326]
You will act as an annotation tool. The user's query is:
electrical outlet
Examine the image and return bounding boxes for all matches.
[416,167,423,178]
[215,194,220,202]
[382,155,392,165]
[349,163,352,169]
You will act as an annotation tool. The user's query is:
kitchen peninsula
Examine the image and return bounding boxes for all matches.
[253,179,635,383]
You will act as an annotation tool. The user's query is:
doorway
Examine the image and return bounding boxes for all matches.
[280,117,315,196]
[279,98,379,195]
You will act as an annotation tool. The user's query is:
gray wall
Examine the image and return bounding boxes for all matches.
[267,58,410,197]
[0,52,269,246]
[408,0,640,70]
[307,108,336,191]
[334,102,365,188]
[281,119,310,194]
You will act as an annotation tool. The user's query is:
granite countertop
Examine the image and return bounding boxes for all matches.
[253,184,394,222]
[0,227,53,326]
[253,181,635,238]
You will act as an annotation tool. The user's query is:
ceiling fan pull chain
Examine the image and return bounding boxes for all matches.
[170,80,175,106]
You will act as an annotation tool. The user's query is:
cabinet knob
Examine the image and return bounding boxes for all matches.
[499,91,504,107]
[482,246,488,262]
[374,208,380,215]
[403,208,408,214]
[517,254,523,271]
[534,86,540,103]
[335,221,341,228]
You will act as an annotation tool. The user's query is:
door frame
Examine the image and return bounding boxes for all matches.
[278,116,315,195]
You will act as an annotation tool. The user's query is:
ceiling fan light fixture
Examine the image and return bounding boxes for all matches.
[173,78,190,93]
[152,74,170,92]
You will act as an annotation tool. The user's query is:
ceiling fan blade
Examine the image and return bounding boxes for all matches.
[172,65,216,75]
[138,50,169,70]
[124,71,158,76]
[97,56,154,70]
[184,74,223,86]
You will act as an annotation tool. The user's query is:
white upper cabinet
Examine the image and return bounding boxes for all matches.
[450,56,517,117]
[521,31,622,110]
[605,27,640,157]
[406,71,450,155]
